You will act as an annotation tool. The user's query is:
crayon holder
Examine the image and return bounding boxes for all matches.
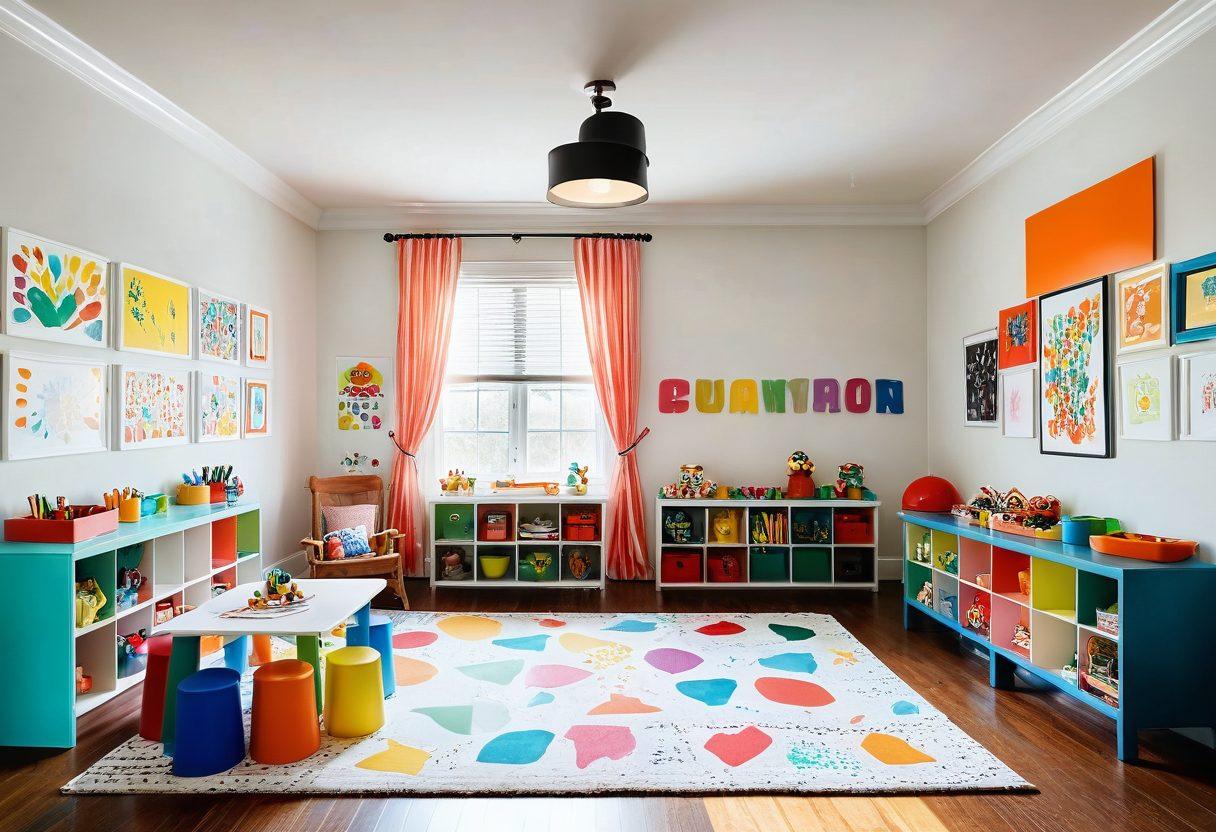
[1061,515,1121,546]
[4,507,118,544]
[176,484,211,506]
[118,498,142,523]
[209,482,227,504]
[141,493,168,516]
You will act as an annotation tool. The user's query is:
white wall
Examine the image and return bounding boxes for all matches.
[926,27,1216,561]
[316,226,928,576]
[0,38,318,563]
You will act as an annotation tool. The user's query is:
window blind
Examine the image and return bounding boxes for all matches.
[446,263,592,381]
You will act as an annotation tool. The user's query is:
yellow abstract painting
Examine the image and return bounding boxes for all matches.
[117,264,191,357]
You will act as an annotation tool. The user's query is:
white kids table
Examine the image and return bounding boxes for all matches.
[155,578,385,754]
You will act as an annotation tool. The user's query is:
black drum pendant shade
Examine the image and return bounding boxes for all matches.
[547,82,649,208]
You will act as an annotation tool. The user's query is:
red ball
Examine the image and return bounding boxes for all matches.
[902,476,963,512]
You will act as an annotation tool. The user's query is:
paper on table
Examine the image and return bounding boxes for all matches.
[218,604,310,620]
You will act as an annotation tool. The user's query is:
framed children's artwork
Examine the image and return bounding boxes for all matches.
[2,227,109,347]
[337,357,390,431]
[1000,368,1036,438]
[197,288,241,365]
[1179,351,1216,441]
[116,263,191,357]
[997,300,1036,371]
[195,371,242,443]
[245,304,271,367]
[1114,262,1169,355]
[963,329,998,427]
[243,379,270,438]
[1039,276,1112,458]
[116,365,190,450]
[1171,251,1216,345]
[1117,355,1174,442]
[2,352,108,460]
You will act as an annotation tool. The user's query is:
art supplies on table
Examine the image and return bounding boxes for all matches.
[5,496,117,544]
[177,464,245,505]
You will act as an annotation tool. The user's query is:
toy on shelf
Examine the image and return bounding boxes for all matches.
[664,509,694,543]
[916,581,933,606]
[938,549,959,575]
[1060,515,1121,545]
[1011,623,1032,652]
[1017,569,1031,597]
[439,469,475,495]
[937,593,957,619]
[440,548,469,580]
[483,512,510,541]
[710,509,739,543]
[75,666,92,695]
[340,452,381,475]
[115,567,145,612]
[911,530,932,563]
[478,554,511,579]
[519,550,556,582]
[751,511,787,544]
[1082,635,1119,705]
[793,510,831,544]
[565,547,595,580]
[1089,531,1198,563]
[491,476,559,496]
[952,486,1062,539]
[833,463,866,500]
[246,568,306,609]
[154,600,174,626]
[1095,603,1120,636]
[713,484,731,499]
[519,517,558,541]
[975,572,991,589]
[727,485,783,500]
[1062,653,1079,685]
[785,451,816,499]
[965,595,990,636]
[902,475,963,512]
[117,628,148,678]
[75,578,106,628]
[566,462,589,495]
[659,464,717,499]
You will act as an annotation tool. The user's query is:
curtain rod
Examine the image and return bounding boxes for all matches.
[382,231,653,243]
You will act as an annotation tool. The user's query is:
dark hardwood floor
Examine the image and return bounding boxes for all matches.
[3,581,1214,832]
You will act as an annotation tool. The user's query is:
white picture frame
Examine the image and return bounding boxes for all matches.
[2,351,109,460]
[194,370,243,443]
[1179,351,1216,441]
[963,328,999,427]
[113,263,194,359]
[196,287,242,366]
[114,364,192,450]
[2,227,111,348]
[1117,355,1175,442]
[1000,367,1036,438]
[1113,261,1170,356]
[245,303,271,368]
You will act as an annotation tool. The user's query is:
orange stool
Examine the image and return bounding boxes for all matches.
[249,659,321,764]
[250,634,273,666]
[139,635,174,741]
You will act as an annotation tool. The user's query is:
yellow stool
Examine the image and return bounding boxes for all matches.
[322,646,384,737]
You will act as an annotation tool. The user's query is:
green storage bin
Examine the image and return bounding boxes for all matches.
[793,548,832,583]
[749,547,789,582]
[519,549,558,582]
[439,505,474,540]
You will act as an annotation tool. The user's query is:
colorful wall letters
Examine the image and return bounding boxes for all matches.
[658,377,905,416]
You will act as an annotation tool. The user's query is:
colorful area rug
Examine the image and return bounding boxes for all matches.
[65,612,1029,794]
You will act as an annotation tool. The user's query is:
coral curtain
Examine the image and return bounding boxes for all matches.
[574,237,650,580]
[388,237,463,575]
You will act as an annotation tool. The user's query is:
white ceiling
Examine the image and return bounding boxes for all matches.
[27,0,1173,209]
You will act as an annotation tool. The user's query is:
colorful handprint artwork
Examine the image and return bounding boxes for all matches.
[4,353,108,459]
[118,367,189,450]
[4,228,108,347]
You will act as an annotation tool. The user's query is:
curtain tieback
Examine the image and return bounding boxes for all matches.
[388,431,419,468]
[617,427,650,457]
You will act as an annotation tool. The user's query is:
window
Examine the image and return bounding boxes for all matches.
[432,262,605,484]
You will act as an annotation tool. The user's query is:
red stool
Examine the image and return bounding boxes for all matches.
[250,659,321,764]
[139,635,174,741]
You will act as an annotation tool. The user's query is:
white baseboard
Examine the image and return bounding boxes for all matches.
[264,549,308,577]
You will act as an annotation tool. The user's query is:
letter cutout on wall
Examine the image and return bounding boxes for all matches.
[844,378,872,414]
[761,379,787,413]
[875,379,904,414]
[787,378,810,414]
[658,378,690,414]
[695,379,725,413]
[729,379,759,413]
[812,378,841,413]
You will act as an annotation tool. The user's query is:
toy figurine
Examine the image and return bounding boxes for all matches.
[834,463,865,500]
[965,596,990,635]
[915,581,933,607]
[441,548,468,580]
[658,464,717,499]
[566,547,594,580]
[116,567,144,611]
[664,510,694,543]
[439,469,474,495]
[248,567,306,609]
[713,484,731,499]
[566,462,590,495]
[75,578,106,628]
[785,451,816,498]
[1012,623,1032,651]
[711,509,738,543]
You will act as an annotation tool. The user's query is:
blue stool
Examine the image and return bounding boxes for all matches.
[368,614,396,698]
[171,667,245,777]
[223,635,250,675]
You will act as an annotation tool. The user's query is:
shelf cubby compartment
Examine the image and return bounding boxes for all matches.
[561,544,601,583]
[516,504,559,542]
[905,523,933,566]
[235,509,261,557]
[211,516,238,569]
[660,547,703,584]
[74,620,118,716]
[212,565,237,597]
[1031,557,1077,622]
[661,505,704,545]
[561,503,602,542]
[236,555,263,587]
[706,547,748,583]
[152,531,185,597]
[747,507,789,545]
[749,547,789,582]
[182,525,211,584]
[434,543,475,582]
[1077,571,1120,633]
[475,544,516,581]
[1030,610,1077,681]
[931,529,959,575]
[906,561,933,606]
[183,578,212,612]
[115,605,153,680]
[114,542,153,613]
[707,507,746,545]
[959,537,991,587]
[835,547,876,584]
[992,594,1031,659]
[1078,630,1119,707]
[476,504,516,542]
[932,571,960,620]
[791,508,832,545]
[435,503,475,541]
[518,544,560,583]
[74,550,116,632]
[833,507,875,545]
[991,546,1031,605]
[957,584,991,640]
[792,547,832,583]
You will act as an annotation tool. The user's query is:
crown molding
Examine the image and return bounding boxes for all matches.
[922,0,1216,223]
[318,202,927,232]
[0,0,322,228]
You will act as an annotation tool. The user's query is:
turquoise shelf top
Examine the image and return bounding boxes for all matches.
[0,500,261,560]
[899,510,1214,578]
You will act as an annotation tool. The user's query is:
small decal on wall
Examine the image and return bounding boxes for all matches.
[337,357,390,430]
[658,377,904,415]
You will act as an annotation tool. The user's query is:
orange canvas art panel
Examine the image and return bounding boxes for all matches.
[997,299,1037,371]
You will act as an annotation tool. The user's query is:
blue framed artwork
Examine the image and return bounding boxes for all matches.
[1171,251,1216,345]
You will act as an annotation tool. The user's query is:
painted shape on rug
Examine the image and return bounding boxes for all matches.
[524,664,593,688]
[587,693,661,715]
[754,677,835,707]
[696,621,746,636]
[393,631,439,649]
[645,648,704,674]
[758,652,818,675]
[437,615,502,641]
[788,741,864,772]
[769,623,816,641]
[412,701,510,735]
[355,740,430,775]
[492,634,550,652]
[704,726,772,767]
[564,725,636,769]
[527,692,555,707]
[861,733,936,765]
[675,678,737,706]
[891,700,920,716]
[458,659,525,685]
[831,649,859,666]
[476,730,555,765]
[602,619,657,633]
[394,656,439,687]
[559,632,633,668]
[536,618,566,628]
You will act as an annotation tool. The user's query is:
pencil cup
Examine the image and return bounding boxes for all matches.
[119,498,143,523]
[177,484,211,506]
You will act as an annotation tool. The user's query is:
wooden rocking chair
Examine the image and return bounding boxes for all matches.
[300,475,409,609]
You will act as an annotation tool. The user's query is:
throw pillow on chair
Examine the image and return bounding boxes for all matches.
[322,525,374,558]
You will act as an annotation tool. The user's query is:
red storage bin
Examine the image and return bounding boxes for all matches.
[661,550,701,583]
[833,510,874,544]
[707,551,746,583]
[482,513,510,541]
[564,510,600,541]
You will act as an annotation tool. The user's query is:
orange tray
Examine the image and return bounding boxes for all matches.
[4,507,118,543]
[1089,532,1197,563]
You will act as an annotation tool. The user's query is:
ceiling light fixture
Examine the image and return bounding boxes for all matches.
[547,80,649,208]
